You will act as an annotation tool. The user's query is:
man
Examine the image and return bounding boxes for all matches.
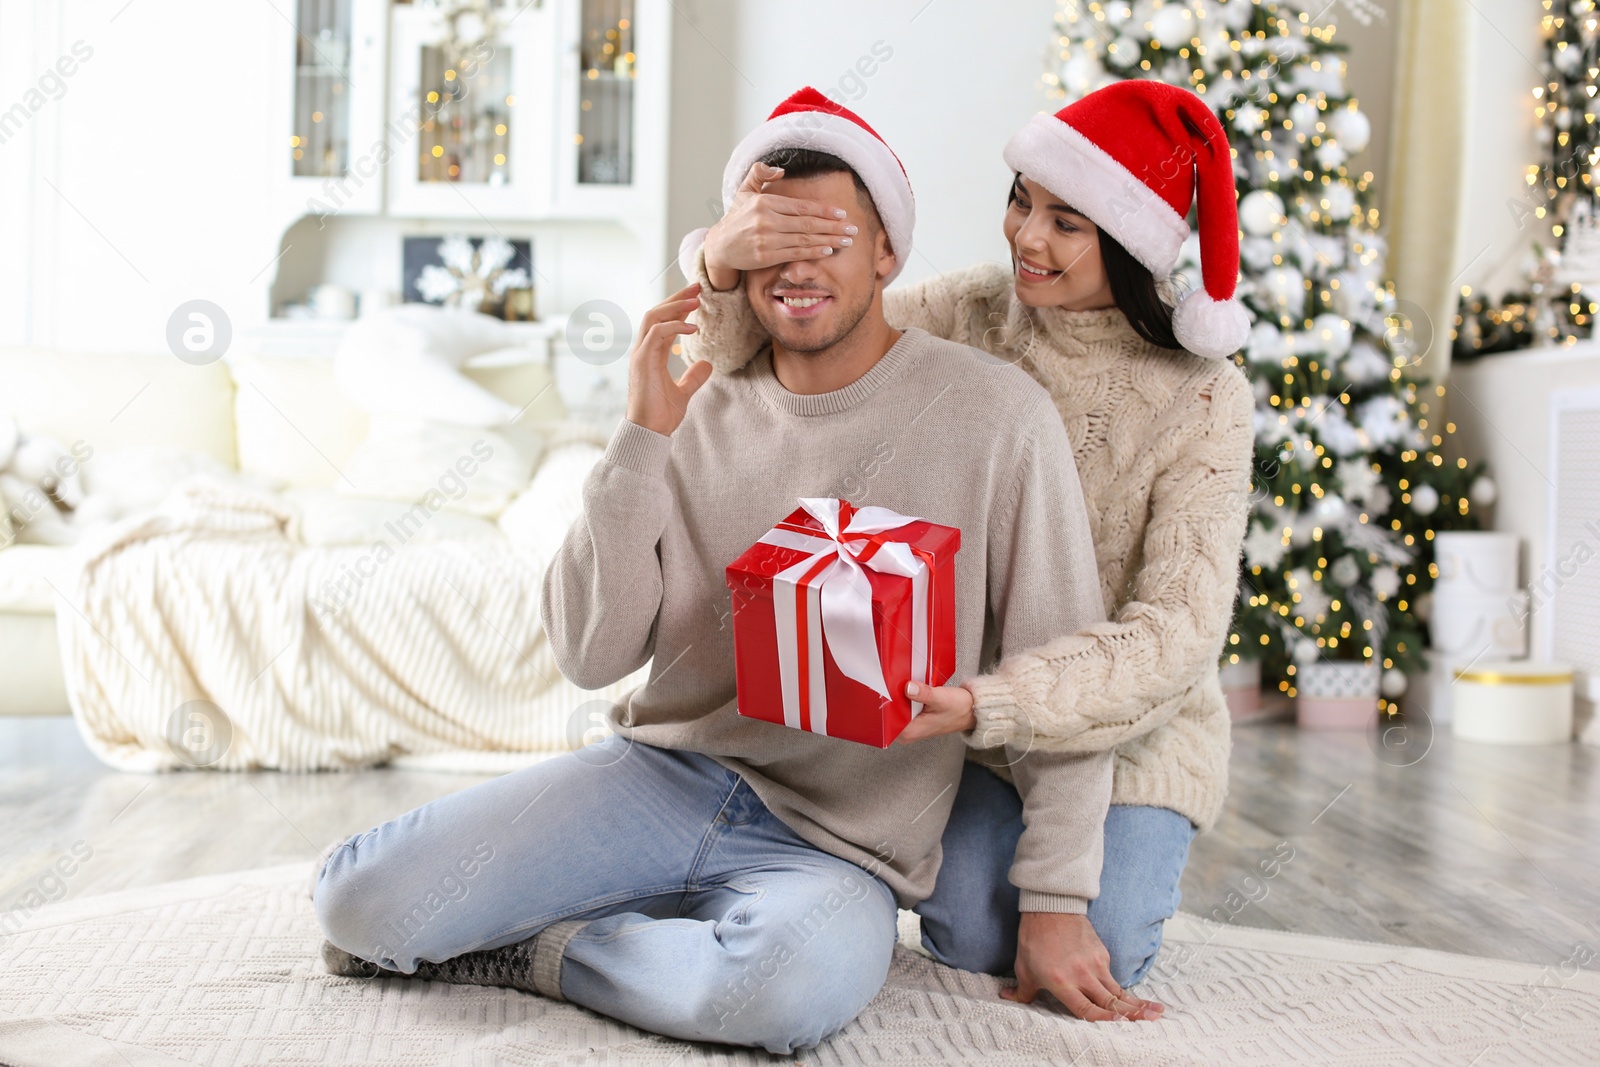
[313,88,1124,1054]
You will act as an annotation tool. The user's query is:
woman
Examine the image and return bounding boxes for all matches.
[679,79,1256,1018]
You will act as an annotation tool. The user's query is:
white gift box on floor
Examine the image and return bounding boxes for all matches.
[1452,661,1575,745]
[1428,587,1529,662]
[1434,531,1520,594]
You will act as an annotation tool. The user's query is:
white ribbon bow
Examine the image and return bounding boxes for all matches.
[755,497,931,736]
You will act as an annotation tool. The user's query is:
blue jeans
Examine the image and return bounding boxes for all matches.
[915,759,1196,987]
[313,736,899,1055]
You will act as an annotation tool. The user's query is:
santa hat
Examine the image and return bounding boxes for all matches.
[678,87,916,286]
[1003,80,1250,360]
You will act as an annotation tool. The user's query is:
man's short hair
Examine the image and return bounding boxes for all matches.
[757,148,881,234]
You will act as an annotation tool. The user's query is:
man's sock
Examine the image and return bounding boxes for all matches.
[319,919,588,1001]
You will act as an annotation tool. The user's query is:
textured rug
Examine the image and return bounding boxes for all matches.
[1,864,1595,1066]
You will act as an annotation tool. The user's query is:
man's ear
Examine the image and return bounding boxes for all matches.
[875,228,898,282]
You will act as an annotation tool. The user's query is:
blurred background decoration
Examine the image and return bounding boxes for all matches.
[1454,0,1600,358]
[403,234,535,318]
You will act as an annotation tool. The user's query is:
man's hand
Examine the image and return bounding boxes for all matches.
[1002,912,1165,1022]
[896,681,977,742]
[702,162,858,291]
[625,284,714,437]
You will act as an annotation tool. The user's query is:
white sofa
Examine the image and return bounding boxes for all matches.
[0,346,569,716]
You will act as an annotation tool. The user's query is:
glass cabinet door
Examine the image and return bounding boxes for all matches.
[387,0,556,218]
[292,0,352,178]
[552,0,664,220]
[285,0,387,214]
[576,0,634,186]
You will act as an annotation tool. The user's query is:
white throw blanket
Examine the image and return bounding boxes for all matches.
[56,439,648,773]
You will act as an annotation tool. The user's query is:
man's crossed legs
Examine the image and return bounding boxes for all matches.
[313,734,899,1055]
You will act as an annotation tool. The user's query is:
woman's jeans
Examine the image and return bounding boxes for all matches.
[313,735,899,1056]
[915,759,1197,987]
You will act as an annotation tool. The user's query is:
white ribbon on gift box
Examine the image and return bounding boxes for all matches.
[753,497,931,736]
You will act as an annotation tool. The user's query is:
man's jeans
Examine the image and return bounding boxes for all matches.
[916,759,1197,987]
[313,735,899,1055]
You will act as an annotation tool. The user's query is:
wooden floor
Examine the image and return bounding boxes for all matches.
[2,714,1596,967]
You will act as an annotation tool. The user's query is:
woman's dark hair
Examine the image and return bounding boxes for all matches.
[1007,175,1184,351]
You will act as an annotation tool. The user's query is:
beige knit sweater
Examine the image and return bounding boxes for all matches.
[683,256,1255,833]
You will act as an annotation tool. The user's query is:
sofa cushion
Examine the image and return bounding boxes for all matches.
[0,349,236,467]
[230,354,567,491]
[0,543,76,614]
[229,355,374,491]
[336,418,543,518]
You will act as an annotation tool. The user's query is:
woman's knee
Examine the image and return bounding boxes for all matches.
[1093,912,1166,988]
[918,909,1017,975]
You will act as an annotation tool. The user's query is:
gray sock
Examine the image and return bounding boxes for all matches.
[319,918,587,1001]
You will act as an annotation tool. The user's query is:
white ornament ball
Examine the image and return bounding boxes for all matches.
[1469,475,1498,507]
[1331,271,1376,321]
[1233,107,1266,136]
[1289,99,1321,133]
[1107,35,1142,69]
[1316,494,1349,524]
[1381,668,1408,698]
[1324,183,1357,221]
[1328,107,1372,152]
[1311,312,1354,358]
[1247,321,1289,366]
[1260,266,1307,317]
[1241,235,1279,272]
[1293,639,1319,665]
[1410,483,1440,516]
[1330,555,1361,587]
[1371,566,1401,598]
[1151,4,1194,49]
[1239,190,1287,237]
[1061,53,1105,95]
[1315,140,1348,172]
[1104,1,1133,26]
[1219,0,1255,31]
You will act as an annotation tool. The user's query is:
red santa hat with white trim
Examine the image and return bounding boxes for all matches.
[679,87,916,285]
[1003,80,1250,360]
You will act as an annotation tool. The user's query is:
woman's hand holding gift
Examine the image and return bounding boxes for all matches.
[895,681,978,742]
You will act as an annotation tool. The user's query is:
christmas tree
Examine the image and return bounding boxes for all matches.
[1455,0,1600,356]
[1048,0,1491,709]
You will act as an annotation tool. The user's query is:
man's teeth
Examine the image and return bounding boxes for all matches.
[781,296,825,308]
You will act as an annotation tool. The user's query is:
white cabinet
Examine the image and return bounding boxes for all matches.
[385,2,558,218]
[272,0,667,224]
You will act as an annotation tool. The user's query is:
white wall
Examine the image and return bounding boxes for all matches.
[0,0,285,354]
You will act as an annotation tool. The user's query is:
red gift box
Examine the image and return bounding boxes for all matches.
[724,497,960,747]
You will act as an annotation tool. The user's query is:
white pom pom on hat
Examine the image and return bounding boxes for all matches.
[1002,80,1251,360]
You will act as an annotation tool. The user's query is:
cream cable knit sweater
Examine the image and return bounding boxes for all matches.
[682,256,1255,833]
